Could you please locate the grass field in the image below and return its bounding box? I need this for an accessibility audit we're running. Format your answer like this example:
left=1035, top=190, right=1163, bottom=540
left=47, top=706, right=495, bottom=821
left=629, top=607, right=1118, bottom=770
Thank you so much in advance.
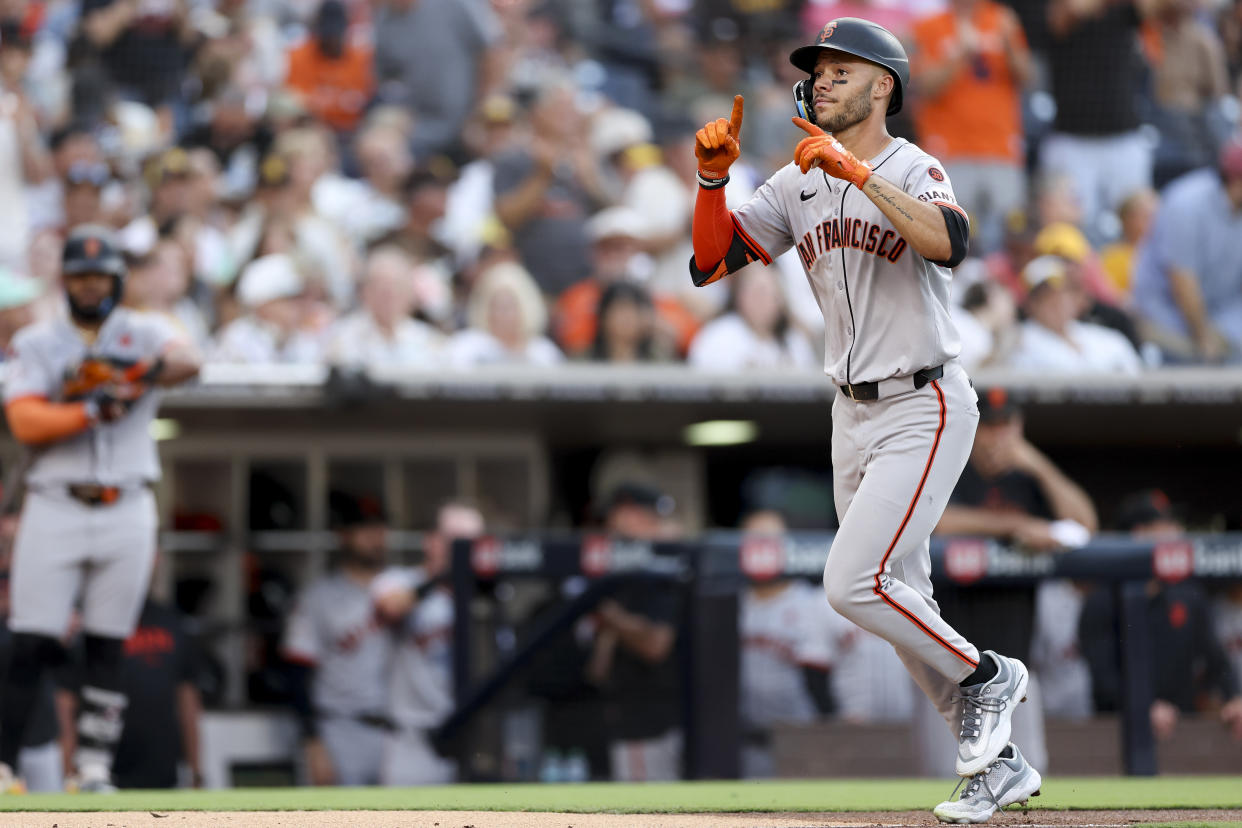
left=1, top=776, right=1240, bottom=813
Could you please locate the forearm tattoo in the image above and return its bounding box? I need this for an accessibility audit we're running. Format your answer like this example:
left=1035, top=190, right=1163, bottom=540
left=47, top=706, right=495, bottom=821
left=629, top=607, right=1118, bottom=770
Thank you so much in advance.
left=867, top=180, right=914, bottom=223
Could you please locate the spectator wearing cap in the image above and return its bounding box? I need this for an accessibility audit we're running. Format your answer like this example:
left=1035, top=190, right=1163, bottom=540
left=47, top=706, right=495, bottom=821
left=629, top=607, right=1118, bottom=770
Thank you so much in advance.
left=210, top=254, right=323, bottom=363
left=554, top=207, right=698, bottom=359
left=285, top=0, right=373, bottom=135
left=1030, top=221, right=1140, bottom=347
left=282, top=492, right=396, bottom=786
left=687, top=263, right=818, bottom=372
left=910, top=0, right=1032, bottom=254
left=372, top=0, right=501, bottom=161
left=492, top=81, right=613, bottom=298
left=929, top=387, right=1098, bottom=774
left=585, top=482, right=684, bottom=781
left=0, top=268, right=42, bottom=351
left=441, top=94, right=520, bottom=267
left=1042, top=0, right=1153, bottom=240
left=1078, top=491, right=1242, bottom=742
left=325, top=246, right=444, bottom=369
left=1007, top=255, right=1143, bottom=375
left=26, top=128, right=102, bottom=234
left=146, top=148, right=193, bottom=229
left=1132, top=135, right=1242, bottom=364
left=448, top=261, right=563, bottom=368
left=592, top=108, right=690, bottom=266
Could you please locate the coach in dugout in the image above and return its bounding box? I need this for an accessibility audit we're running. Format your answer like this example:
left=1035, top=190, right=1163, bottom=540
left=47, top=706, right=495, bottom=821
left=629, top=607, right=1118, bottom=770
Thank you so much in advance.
left=282, top=492, right=393, bottom=786
left=587, top=482, right=683, bottom=782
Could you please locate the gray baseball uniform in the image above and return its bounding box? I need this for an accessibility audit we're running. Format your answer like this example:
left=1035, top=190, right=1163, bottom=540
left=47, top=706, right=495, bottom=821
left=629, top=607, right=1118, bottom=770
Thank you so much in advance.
left=740, top=581, right=833, bottom=731
left=4, top=309, right=179, bottom=638
left=371, top=565, right=455, bottom=786
left=725, top=139, right=981, bottom=732
left=282, top=571, right=393, bottom=786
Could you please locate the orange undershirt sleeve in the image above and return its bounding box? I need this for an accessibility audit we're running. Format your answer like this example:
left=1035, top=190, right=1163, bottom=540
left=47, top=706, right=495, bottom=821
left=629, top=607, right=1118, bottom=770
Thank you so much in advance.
left=692, top=185, right=735, bottom=272
left=5, top=396, right=92, bottom=445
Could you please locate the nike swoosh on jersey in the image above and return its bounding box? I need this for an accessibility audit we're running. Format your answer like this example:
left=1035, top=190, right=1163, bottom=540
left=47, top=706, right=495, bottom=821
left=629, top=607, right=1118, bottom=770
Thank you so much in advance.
left=800, top=190, right=817, bottom=201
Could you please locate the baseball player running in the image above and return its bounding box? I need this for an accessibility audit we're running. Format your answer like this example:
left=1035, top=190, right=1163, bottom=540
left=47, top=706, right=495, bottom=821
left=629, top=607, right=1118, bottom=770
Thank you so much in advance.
left=690, top=19, right=1038, bottom=822
left=0, top=225, right=200, bottom=793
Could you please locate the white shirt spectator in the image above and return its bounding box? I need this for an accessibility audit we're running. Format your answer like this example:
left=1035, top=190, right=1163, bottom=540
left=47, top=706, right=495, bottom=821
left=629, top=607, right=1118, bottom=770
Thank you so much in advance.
left=327, top=310, right=444, bottom=368
left=211, top=316, right=324, bottom=364
left=688, top=313, right=818, bottom=372
left=1009, top=319, right=1142, bottom=375
left=313, top=175, right=405, bottom=247
left=953, top=305, right=994, bottom=373
left=447, top=328, right=562, bottom=368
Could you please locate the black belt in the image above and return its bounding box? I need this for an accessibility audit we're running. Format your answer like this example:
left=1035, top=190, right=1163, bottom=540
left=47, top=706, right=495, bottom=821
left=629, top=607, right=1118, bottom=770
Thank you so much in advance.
left=67, top=484, right=122, bottom=506
left=838, top=364, right=945, bottom=401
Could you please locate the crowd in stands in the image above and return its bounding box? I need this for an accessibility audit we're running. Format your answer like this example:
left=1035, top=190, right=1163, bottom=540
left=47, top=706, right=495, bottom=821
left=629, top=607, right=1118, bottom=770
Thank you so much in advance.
left=0, top=0, right=1239, bottom=374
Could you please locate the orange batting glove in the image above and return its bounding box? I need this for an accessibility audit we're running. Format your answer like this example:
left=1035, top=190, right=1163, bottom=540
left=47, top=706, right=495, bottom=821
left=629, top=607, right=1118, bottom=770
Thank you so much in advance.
left=792, top=116, right=872, bottom=188
left=695, top=95, right=744, bottom=183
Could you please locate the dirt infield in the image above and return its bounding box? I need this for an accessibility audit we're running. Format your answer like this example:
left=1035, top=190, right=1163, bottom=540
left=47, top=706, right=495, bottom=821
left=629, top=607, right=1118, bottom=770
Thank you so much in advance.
left=0, top=810, right=1238, bottom=828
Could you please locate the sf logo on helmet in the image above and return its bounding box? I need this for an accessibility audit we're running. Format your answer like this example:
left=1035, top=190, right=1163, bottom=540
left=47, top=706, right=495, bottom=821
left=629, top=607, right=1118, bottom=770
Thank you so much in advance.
left=819, top=21, right=837, bottom=42
left=84, top=237, right=100, bottom=257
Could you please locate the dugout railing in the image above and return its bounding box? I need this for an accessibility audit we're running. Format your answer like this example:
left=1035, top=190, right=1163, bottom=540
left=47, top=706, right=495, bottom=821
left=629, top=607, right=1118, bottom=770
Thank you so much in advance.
left=442, top=532, right=1242, bottom=779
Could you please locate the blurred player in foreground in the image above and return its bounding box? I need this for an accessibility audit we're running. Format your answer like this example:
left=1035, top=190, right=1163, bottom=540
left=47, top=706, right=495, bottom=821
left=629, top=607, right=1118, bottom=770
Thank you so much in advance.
left=0, top=225, right=200, bottom=792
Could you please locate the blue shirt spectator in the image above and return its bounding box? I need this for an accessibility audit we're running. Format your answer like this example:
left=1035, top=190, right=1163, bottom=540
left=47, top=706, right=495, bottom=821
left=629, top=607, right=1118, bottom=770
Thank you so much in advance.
left=1132, top=137, right=1242, bottom=364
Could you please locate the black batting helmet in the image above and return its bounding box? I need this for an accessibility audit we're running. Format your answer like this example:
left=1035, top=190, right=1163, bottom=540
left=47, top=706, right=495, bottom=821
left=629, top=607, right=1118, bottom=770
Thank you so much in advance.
left=790, top=17, right=910, bottom=116
left=62, top=224, right=126, bottom=322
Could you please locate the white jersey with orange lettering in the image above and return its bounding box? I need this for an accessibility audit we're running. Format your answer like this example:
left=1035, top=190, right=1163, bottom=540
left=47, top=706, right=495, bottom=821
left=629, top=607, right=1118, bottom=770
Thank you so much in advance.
left=727, top=138, right=966, bottom=385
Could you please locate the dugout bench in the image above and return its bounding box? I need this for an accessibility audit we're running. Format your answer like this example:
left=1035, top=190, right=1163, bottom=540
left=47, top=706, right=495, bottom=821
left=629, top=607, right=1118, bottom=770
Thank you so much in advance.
left=439, top=532, right=1242, bottom=779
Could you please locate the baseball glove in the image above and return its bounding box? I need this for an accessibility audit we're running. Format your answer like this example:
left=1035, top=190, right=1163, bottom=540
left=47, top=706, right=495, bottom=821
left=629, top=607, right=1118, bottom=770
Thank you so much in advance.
left=62, top=356, right=162, bottom=402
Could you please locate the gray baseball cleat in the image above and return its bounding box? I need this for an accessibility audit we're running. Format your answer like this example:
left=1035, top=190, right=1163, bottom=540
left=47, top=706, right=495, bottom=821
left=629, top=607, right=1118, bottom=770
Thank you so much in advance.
left=955, top=650, right=1029, bottom=777
left=934, top=743, right=1042, bottom=824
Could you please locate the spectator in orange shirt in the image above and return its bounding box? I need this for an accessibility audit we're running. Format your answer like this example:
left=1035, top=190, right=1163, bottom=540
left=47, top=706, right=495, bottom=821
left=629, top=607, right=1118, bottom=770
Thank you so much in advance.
left=554, top=207, right=698, bottom=359
left=911, top=0, right=1032, bottom=253
left=285, top=0, right=373, bottom=134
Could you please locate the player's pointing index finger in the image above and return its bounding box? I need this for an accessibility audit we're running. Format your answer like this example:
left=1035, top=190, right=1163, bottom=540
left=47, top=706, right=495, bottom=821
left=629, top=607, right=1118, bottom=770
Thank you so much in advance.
left=792, top=116, right=825, bottom=137
left=729, top=95, right=744, bottom=138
